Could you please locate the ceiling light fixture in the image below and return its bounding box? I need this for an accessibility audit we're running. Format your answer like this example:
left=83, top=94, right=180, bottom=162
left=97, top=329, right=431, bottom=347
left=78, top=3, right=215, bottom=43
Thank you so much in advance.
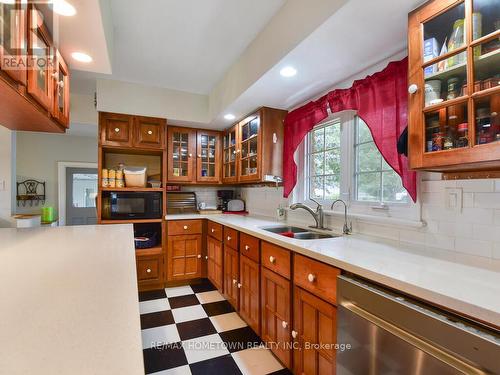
left=280, top=66, right=297, bottom=78
left=224, top=114, right=236, bottom=121
left=71, top=52, right=92, bottom=63
left=52, top=0, right=76, bottom=16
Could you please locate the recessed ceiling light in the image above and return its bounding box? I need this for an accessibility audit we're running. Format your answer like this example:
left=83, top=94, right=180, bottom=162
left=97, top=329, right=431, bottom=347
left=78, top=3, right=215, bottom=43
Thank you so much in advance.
left=224, top=114, right=236, bottom=121
left=52, top=0, right=76, bottom=16
left=71, top=52, right=92, bottom=63
left=280, top=66, right=297, bottom=78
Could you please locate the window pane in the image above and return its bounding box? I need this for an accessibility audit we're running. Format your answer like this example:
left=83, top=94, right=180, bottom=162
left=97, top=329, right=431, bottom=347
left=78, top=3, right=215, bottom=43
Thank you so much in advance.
left=310, top=176, right=324, bottom=199
left=357, top=119, right=373, bottom=144
left=325, top=124, right=340, bottom=149
left=72, top=174, right=97, bottom=208
left=357, top=143, right=381, bottom=172
left=312, top=128, right=324, bottom=152
left=382, top=171, right=409, bottom=203
left=311, top=153, right=324, bottom=176
left=324, top=175, right=340, bottom=200
left=356, top=173, right=381, bottom=201
left=325, top=149, right=340, bottom=175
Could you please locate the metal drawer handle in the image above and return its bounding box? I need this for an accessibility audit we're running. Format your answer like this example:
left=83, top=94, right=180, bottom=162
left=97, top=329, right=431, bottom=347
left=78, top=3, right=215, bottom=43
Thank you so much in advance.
left=282, top=321, right=288, bottom=329
left=245, top=245, right=249, bottom=250
left=292, top=330, right=298, bottom=339
left=114, top=127, right=120, bottom=133
left=307, top=273, right=316, bottom=283
left=183, top=225, right=188, bottom=230
left=147, top=130, right=153, bottom=135
left=269, top=256, right=275, bottom=264
left=146, top=268, right=151, bottom=273
left=227, top=236, right=232, bottom=241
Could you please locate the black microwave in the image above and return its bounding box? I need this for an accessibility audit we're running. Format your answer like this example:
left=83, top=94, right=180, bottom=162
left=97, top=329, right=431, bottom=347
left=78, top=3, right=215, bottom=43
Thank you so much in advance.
left=102, top=191, right=162, bottom=220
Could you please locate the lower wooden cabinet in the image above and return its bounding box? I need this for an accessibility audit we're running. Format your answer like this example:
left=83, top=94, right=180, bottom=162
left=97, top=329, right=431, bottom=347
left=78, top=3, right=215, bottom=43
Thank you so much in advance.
left=239, top=255, right=260, bottom=334
left=136, top=254, right=164, bottom=290
left=167, top=234, right=202, bottom=281
left=261, top=266, right=292, bottom=369
left=207, top=236, right=223, bottom=291
left=223, top=245, right=239, bottom=308
left=293, top=287, right=337, bottom=375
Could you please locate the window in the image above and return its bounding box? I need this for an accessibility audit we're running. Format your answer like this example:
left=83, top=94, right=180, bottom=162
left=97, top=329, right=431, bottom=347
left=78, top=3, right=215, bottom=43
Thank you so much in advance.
left=301, top=112, right=415, bottom=220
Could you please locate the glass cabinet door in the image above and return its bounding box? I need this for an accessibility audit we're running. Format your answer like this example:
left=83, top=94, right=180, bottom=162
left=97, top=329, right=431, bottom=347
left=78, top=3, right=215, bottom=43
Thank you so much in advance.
left=0, top=0, right=26, bottom=84
left=197, top=131, right=220, bottom=182
left=223, top=125, right=238, bottom=182
left=239, top=116, right=260, bottom=179
left=168, top=127, right=195, bottom=182
left=52, top=50, right=70, bottom=127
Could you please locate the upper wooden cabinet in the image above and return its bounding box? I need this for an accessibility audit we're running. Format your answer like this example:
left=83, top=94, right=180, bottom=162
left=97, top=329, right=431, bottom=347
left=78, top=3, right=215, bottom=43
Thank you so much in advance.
left=99, top=112, right=166, bottom=149
left=223, top=107, right=287, bottom=184
left=167, top=126, right=197, bottom=182
left=196, top=130, right=221, bottom=183
left=51, top=50, right=70, bottom=127
left=408, top=0, right=500, bottom=172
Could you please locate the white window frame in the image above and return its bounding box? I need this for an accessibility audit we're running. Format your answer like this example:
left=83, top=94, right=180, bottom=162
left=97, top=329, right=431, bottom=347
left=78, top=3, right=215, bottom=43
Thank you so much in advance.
left=292, top=110, right=421, bottom=224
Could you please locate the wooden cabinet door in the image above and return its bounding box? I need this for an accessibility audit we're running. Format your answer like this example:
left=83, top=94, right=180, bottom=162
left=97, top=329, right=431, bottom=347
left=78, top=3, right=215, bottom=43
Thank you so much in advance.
left=27, top=4, right=52, bottom=110
left=0, top=0, right=27, bottom=85
left=196, top=130, right=221, bottom=183
left=293, top=287, right=337, bottom=375
left=167, top=234, right=202, bottom=281
left=134, top=116, right=165, bottom=149
left=222, top=125, right=239, bottom=183
left=238, top=115, right=261, bottom=182
left=223, top=245, right=239, bottom=309
left=207, top=236, right=223, bottom=291
left=167, top=126, right=196, bottom=182
left=239, top=255, right=260, bottom=334
left=261, top=267, right=291, bottom=368
left=51, top=49, right=70, bottom=127
left=99, top=112, right=133, bottom=146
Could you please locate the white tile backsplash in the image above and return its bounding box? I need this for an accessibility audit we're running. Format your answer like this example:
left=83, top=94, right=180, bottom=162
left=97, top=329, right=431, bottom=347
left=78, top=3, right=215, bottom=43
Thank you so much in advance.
left=240, top=175, right=500, bottom=259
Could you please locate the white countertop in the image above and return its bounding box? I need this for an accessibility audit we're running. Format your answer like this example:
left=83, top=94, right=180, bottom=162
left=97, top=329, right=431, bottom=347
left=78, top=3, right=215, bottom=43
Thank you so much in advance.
left=0, top=225, right=144, bottom=375
left=167, top=213, right=500, bottom=328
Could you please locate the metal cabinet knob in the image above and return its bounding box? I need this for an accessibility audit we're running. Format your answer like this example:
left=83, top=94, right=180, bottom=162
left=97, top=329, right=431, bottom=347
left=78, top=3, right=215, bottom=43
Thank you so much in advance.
left=307, top=273, right=316, bottom=283
left=292, top=330, right=298, bottom=339
left=146, top=268, right=151, bottom=273
left=205, top=256, right=208, bottom=260
left=232, top=279, right=237, bottom=285
left=183, top=225, right=188, bottom=230
left=269, top=256, right=276, bottom=264
left=245, top=245, right=250, bottom=250
left=408, top=84, right=418, bottom=94
left=237, top=283, right=241, bottom=288
left=58, top=80, right=64, bottom=88
left=211, top=228, right=215, bottom=233
left=227, top=236, right=231, bottom=241
left=197, top=254, right=202, bottom=259
left=189, top=153, right=193, bottom=157
left=114, top=127, right=120, bottom=133
left=282, top=321, right=288, bottom=329
left=198, top=154, right=202, bottom=158
left=147, top=130, right=153, bottom=135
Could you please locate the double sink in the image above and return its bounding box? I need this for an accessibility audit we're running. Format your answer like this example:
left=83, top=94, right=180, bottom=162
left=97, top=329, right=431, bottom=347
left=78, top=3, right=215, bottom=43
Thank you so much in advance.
left=260, top=225, right=339, bottom=240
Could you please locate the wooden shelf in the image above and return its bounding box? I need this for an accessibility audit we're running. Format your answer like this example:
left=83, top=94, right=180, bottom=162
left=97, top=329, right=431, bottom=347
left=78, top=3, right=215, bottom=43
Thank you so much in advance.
left=100, top=187, right=163, bottom=192
left=136, top=246, right=162, bottom=256
left=100, top=218, right=163, bottom=224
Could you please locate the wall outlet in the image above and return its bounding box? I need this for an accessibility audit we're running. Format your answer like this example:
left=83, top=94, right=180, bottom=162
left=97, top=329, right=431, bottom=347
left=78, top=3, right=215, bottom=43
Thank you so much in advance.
left=445, top=187, right=463, bottom=213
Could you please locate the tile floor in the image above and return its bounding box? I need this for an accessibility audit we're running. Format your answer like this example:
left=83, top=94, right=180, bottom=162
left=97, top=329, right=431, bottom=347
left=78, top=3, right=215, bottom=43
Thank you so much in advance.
left=138, top=279, right=292, bottom=375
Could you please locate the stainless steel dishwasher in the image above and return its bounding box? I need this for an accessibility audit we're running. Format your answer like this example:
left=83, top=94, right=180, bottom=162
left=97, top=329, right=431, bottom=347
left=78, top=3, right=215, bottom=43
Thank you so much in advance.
left=336, top=276, right=500, bottom=375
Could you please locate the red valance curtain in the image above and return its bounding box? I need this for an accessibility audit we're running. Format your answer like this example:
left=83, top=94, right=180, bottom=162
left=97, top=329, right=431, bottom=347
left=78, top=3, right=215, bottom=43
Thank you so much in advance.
left=282, top=57, right=417, bottom=202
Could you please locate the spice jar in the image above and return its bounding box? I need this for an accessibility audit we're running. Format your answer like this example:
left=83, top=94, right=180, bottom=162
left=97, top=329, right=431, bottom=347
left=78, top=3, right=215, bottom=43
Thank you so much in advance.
left=108, top=169, right=116, bottom=188
left=101, top=169, right=109, bottom=188
left=116, top=170, right=125, bottom=188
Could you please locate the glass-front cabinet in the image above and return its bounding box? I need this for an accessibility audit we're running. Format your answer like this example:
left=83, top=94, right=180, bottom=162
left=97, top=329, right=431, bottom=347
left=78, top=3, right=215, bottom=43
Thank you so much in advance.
left=167, top=127, right=196, bottom=182
left=239, top=116, right=260, bottom=182
left=0, top=0, right=26, bottom=84
left=52, top=50, right=70, bottom=127
left=197, top=130, right=221, bottom=183
left=408, top=0, right=500, bottom=171
left=223, top=124, right=239, bottom=183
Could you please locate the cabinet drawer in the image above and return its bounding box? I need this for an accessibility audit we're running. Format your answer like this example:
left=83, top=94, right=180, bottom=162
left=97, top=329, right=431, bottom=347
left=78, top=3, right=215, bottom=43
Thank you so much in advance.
left=294, top=254, right=340, bottom=305
left=224, top=226, right=239, bottom=250
left=168, top=220, right=203, bottom=235
left=135, top=116, right=165, bottom=149
left=137, top=256, right=161, bottom=282
left=261, top=241, right=291, bottom=280
left=100, top=113, right=133, bottom=146
left=208, top=221, right=223, bottom=241
left=240, top=233, right=260, bottom=263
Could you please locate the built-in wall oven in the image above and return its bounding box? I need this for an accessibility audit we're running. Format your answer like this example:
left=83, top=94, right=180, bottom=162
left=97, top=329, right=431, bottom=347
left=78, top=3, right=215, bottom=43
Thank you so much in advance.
left=102, top=191, right=162, bottom=220
left=337, top=276, right=500, bottom=375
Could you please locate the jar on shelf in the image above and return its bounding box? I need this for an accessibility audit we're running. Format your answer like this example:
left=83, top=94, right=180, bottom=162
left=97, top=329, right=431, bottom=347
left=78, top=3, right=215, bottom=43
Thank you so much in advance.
left=447, top=19, right=465, bottom=67
left=456, top=123, right=469, bottom=148
left=447, top=77, right=461, bottom=100
left=432, top=131, right=444, bottom=151
left=116, top=170, right=124, bottom=188
left=101, top=169, right=109, bottom=188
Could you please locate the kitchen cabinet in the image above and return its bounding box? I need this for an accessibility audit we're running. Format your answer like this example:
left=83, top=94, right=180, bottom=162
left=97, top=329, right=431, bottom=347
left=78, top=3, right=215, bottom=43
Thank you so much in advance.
left=167, top=234, right=202, bottom=281
left=167, top=126, right=196, bottom=182
left=223, top=245, right=239, bottom=308
left=239, top=254, right=260, bottom=334
left=207, top=235, right=223, bottom=291
left=408, top=0, right=500, bottom=173
left=135, top=115, right=165, bottom=149
left=0, top=0, right=27, bottom=85
left=293, top=287, right=337, bottom=375
left=196, top=130, right=221, bottom=183
left=99, top=112, right=134, bottom=147
left=137, top=254, right=164, bottom=285
left=261, top=266, right=292, bottom=368
left=51, top=50, right=70, bottom=127
left=222, top=124, right=239, bottom=183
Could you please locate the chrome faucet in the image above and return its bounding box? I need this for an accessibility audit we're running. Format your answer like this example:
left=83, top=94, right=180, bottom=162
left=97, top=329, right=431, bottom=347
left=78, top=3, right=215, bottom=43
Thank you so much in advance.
left=331, top=199, right=352, bottom=235
left=289, top=198, right=330, bottom=230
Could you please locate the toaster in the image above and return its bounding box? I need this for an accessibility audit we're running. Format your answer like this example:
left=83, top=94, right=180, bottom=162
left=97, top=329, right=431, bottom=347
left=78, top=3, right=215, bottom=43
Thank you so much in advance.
left=226, top=199, right=245, bottom=212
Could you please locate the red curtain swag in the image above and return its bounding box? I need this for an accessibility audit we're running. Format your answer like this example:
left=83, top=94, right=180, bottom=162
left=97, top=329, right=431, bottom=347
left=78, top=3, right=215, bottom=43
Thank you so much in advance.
left=282, top=57, right=417, bottom=202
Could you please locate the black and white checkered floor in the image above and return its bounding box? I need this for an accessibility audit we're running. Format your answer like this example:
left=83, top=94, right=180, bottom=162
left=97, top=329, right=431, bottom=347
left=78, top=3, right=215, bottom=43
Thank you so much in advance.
left=139, top=279, right=292, bottom=375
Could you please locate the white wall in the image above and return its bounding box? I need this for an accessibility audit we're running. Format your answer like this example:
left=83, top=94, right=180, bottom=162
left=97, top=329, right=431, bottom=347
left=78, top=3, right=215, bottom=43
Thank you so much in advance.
left=0, top=127, right=13, bottom=227
left=15, top=132, right=97, bottom=216
left=240, top=173, right=500, bottom=260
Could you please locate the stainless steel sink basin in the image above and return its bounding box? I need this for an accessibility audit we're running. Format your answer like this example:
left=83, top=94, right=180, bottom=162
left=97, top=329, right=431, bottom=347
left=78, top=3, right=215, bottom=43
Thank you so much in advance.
left=259, top=225, right=338, bottom=240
